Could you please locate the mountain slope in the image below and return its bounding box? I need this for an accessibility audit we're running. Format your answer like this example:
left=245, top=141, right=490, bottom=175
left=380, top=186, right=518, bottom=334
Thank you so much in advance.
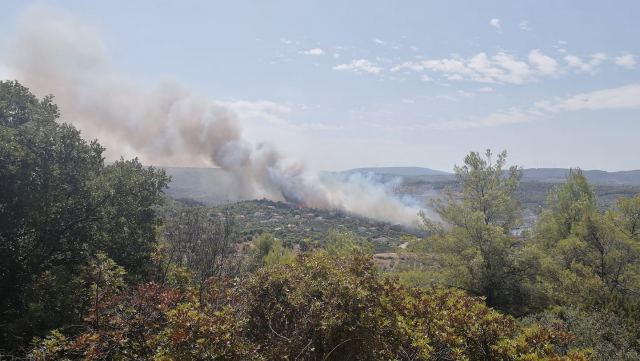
left=521, top=168, right=640, bottom=185
left=345, top=166, right=450, bottom=177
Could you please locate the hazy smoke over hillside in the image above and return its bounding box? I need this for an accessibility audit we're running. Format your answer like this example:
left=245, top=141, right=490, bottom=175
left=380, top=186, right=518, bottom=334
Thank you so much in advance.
left=6, top=5, right=424, bottom=225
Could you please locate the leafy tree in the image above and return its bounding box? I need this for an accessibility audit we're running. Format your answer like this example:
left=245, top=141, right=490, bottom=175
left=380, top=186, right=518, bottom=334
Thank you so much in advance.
left=249, top=233, right=296, bottom=268
left=532, top=172, right=640, bottom=316
left=161, top=206, right=239, bottom=301
left=418, top=150, right=528, bottom=313
left=535, top=169, right=596, bottom=246
left=0, top=80, right=169, bottom=352
left=611, top=192, right=640, bottom=240
left=28, top=248, right=588, bottom=361
left=242, top=251, right=586, bottom=360
left=325, top=229, right=373, bottom=258
left=84, top=253, right=127, bottom=329
left=524, top=307, right=640, bottom=361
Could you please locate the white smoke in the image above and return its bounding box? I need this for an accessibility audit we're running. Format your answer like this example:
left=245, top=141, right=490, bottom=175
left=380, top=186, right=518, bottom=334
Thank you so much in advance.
left=4, top=4, right=425, bottom=225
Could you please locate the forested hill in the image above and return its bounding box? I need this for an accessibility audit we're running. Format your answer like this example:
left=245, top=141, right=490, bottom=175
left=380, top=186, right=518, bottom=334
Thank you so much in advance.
left=163, top=166, right=640, bottom=210
left=343, top=166, right=640, bottom=186
left=343, top=166, right=450, bottom=177
left=520, top=168, right=640, bottom=185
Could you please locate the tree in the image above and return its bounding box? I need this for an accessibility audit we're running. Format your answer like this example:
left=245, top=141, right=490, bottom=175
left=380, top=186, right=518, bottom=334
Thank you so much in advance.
left=535, top=169, right=596, bottom=246
left=0, top=80, right=169, bottom=352
left=532, top=172, right=640, bottom=316
left=524, top=307, right=640, bottom=361
left=28, top=248, right=589, bottom=361
left=161, top=206, right=240, bottom=302
left=419, top=149, right=528, bottom=313
left=250, top=233, right=294, bottom=268
left=611, top=192, right=640, bottom=240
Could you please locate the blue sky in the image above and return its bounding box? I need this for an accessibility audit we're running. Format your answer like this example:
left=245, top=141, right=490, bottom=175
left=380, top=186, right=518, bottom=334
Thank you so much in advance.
left=1, top=0, right=639, bottom=171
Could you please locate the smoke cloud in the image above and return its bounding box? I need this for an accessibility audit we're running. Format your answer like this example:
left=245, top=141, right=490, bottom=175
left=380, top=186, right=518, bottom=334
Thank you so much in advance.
left=5, top=4, right=424, bottom=225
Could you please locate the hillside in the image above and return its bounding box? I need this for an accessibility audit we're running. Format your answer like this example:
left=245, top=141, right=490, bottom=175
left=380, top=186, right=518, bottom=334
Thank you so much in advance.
left=206, top=199, right=424, bottom=253
left=163, top=166, right=640, bottom=221
left=521, top=168, right=640, bottom=185
left=344, top=166, right=450, bottom=177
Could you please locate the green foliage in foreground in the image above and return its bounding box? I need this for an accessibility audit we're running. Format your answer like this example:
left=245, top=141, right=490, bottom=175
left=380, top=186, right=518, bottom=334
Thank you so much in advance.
left=0, top=80, right=170, bottom=352
left=410, top=152, right=640, bottom=360
left=419, top=150, right=529, bottom=313
left=1, top=81, right=638, bottom=360
left=530, top=170, right=640, bottom=317
left=29, top=251, right=589, bottom=361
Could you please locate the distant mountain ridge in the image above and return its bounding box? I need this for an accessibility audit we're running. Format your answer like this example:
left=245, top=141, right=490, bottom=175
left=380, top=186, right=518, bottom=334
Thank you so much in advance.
left=520, top=168, right=640, bottom=186
left=161, top=166, right=640, bottom=206
left=344, top=166, right=450, bottom=177
left=345, top=166, right=640, bottom=186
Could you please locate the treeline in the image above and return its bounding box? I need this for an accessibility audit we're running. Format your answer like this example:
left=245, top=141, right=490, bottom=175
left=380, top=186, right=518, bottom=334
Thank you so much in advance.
left=403, top=150, right=640, bottom=359
left=0, top=81, right=637, bottom=360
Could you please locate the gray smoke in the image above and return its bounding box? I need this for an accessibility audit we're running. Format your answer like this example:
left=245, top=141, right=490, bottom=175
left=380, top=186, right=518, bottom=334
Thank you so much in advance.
left=5, top=4, right=424, bottom=225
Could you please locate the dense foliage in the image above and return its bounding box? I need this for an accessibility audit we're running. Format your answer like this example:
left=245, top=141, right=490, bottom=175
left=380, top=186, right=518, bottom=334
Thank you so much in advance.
left=28, top=251, right=589, bottom=361
left=411, top=151, right=640, bottom=360
left=0, top=81, right=169, bottom=352
left=0, top=82, right=637, bottom=359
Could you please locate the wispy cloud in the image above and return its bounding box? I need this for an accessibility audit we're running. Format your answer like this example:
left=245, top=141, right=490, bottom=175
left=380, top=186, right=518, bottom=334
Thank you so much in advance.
left=564, top=52, right=607, bottom=73
left=489, top=18, right=501, bottom=30
left=301, top=48, right=325, bottom=56
left=539, top=83, right=640, bottom=111
left=279, top=38, right=298, bottom=45
left=333, top=59, right=383, bottom=74
left=519, top=20, right=532, bottom=31
left=528, top=49, right=559, bottom=76
left=614, top=53, right=636, bottom=69
left=420, top=74, right=432, bottom=82
left=391, top=51, right=538, bottom=84
left=391, top=61, right=426, bottom=72
left=387, top=47, right=635, bottom=85
left=437, top=83, right=640, bottom=130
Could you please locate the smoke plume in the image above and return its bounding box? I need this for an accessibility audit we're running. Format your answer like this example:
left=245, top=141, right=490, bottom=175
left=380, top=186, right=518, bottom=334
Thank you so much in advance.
left=5, top=5, right=424, bottom=225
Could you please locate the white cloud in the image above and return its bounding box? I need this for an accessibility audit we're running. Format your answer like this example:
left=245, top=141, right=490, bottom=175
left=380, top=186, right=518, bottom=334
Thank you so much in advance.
left=489, top=18, right=501, bottom=29
left=434, top=83, right=640, bottom=130
left=390, top=61, right=425, bottom=72
left=301, top=48, right=325, bottom=56
left=389, top=47, right=635, bottom=85
left=564, top=52, right=607, bottom=73
left=545, top=83, right=640, bottom=111
left=614, top=53, right=636, bottom=69
left=492, top=52, right=532, bottom=83
left=280, top=38, right=297, bottom=45
left=373, top=38, right=386, bottom=45
left=401, top=98, right=415, bottom=104
left=333, top=59, right=383, bottom=74
left=519, top=20, right=532, bottom=31
left=410, top=51, right=534, bottom=84
left=333, top=53, right=341, bottom=59
left=478, top=86, right=493, bottom=92
left=528, top=49, right=559, bottom=76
